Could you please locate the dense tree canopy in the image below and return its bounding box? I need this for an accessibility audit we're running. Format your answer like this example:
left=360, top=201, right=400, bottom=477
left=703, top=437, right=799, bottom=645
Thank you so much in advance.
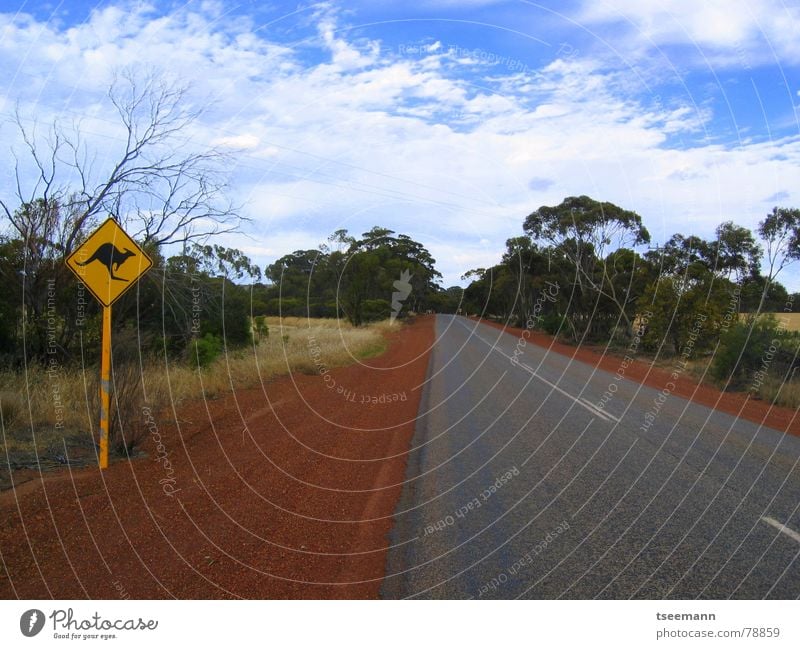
left=261, top=227, right=444, bottom=325
left=465, top=197, right=800, bottom=356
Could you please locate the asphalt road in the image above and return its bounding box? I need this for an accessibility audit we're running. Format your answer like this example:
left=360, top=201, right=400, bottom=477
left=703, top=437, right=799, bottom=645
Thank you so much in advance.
left=381, top=315, right=800, bottom=599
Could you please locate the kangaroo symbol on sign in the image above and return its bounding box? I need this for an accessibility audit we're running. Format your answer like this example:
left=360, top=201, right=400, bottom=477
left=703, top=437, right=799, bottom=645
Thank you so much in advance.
left=76, top=243, right=136, bottom=281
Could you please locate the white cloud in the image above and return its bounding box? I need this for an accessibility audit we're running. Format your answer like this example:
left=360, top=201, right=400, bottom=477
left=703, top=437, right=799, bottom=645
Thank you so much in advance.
left=211, top=134, right=260, bottom=149
left=414, top=0, right=511, bottom=7
left=578, top=0, right=800, bottom=66
left=316, top=13, right=378, bottom=70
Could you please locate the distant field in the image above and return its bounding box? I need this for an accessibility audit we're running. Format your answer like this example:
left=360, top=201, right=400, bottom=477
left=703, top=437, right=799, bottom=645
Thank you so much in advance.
left=772, top=313, right=800, bottom=331
left=741, top=313, right=800, bottom=331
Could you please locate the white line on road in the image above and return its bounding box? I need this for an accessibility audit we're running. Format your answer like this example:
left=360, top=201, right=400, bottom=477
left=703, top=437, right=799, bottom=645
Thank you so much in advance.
left=761, top=516, right=800, bottom=544
left=455, top=317, right=620, bottom=424
left=579, top=397, right=615, bottom=423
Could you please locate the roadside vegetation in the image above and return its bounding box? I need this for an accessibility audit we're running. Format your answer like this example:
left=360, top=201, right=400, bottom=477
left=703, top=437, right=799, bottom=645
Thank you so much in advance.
left=0, top=317, right=394, bottom=477
left=257, top=226, right=459, bottom=323
left=462, top=195, right=800, bottom=408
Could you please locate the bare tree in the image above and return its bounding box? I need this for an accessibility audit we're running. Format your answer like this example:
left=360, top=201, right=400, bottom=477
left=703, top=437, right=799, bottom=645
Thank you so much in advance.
left=1, top=67, right=243, bottom=256
left=0, top=67, right=244, bottom=360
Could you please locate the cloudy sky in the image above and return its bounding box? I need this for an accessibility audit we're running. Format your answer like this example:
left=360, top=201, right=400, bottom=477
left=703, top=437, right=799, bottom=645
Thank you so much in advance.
left=1, top=0, right=799, bottom=287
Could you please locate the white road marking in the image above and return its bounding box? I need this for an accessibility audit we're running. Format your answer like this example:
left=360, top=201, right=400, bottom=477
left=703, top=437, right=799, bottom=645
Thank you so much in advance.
left=456, top=318, right=621, bottom=424
left=580, top=397, right=616, bottom=423
left=761, top=517, right=800, bottom=544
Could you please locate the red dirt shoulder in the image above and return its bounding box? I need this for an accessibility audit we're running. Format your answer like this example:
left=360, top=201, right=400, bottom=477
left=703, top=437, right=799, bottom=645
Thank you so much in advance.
left=0, top=316, right=435, bottom=599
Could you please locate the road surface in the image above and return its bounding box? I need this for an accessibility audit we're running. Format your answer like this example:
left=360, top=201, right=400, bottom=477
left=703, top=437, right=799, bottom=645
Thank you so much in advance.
left=381, top=315, right=800, bottom=598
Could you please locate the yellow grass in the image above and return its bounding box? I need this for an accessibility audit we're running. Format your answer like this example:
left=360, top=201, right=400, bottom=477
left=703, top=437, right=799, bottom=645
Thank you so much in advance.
left=771, top=313, right=800, bottom=332
left=753, top=375, right=800, bottom=409
left=0, top=317, right=399, bottom=464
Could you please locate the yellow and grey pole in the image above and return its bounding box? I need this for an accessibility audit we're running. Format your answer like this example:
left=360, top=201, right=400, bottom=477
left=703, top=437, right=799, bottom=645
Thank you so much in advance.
left=99, top=305, right=111, bottom=469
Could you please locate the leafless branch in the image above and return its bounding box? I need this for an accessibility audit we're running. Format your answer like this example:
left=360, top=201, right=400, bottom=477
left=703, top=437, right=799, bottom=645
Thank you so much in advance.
left=0, top=67, right=244, bottom=255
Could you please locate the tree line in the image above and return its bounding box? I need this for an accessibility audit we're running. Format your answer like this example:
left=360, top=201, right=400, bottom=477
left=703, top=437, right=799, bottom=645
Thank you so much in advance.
left=258, top=227, right=447, bottom=325
left=462, top=195, right=800, bottom=390
left=0, top=219, right=449, bottom=370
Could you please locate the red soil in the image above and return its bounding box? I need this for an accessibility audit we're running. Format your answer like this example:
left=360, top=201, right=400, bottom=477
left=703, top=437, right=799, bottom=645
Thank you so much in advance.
left=0, top=316, right=434, bottom=599
left=470, top=316, right=800, bottom=438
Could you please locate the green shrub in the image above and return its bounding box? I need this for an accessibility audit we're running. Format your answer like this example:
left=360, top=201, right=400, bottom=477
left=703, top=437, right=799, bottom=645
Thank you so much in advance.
left=253, top=315, right=269, bottom=339
left=540, top=313, right=565, bottom=336
left=711, top=315, right=794, bottom=390
left=193, top=333, right=223, bottom=368
left=362, top=298, right=392, bottom=322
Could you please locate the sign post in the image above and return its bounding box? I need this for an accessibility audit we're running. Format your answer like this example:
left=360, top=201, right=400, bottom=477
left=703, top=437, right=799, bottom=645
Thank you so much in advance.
left=66, top=217, right=152, bottom=469
left=100, top=306, right=111, bottom=469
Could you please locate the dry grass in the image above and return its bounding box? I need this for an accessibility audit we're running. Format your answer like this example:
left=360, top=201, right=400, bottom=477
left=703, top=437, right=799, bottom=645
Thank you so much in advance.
left=632, top=337, right=800, bottom=409
left=731, top=313, right=800, bottom=406
left=186, top=317, right=393, bottom=399
left=753, top=375, right=800, bottom=408
left=0, top=317, right=399, bottom=471
left=643, top=353, right=712, bottom=383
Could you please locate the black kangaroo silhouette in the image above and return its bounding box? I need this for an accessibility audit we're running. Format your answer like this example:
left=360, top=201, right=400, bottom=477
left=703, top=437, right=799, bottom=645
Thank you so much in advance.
left=76, top=243, right=136, bottom=281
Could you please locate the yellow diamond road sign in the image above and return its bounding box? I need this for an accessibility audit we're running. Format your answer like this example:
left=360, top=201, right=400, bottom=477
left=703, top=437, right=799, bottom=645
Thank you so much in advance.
left=66, top=217, right=152, bottom=307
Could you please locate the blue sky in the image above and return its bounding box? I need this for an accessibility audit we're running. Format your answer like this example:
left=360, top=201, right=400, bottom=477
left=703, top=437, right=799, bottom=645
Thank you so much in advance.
left=1, top=0, right=799, bottom=287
